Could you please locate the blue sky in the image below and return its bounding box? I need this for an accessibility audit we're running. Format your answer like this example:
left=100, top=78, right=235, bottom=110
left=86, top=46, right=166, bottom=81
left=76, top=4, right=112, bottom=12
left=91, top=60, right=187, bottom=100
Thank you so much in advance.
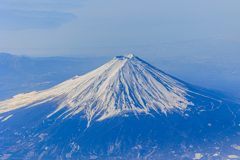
left=1, top=0, right=240, bottom=57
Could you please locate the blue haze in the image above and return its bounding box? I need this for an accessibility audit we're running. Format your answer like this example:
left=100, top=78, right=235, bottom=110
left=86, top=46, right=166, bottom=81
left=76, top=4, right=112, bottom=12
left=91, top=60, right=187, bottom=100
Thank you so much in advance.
left=0, top=10, right=77, bottom=30
left=0, top=0, right=240, bottom=53
left=0, top=0, right=240, bottom=99
left=0, top=1, right=240, bottom=159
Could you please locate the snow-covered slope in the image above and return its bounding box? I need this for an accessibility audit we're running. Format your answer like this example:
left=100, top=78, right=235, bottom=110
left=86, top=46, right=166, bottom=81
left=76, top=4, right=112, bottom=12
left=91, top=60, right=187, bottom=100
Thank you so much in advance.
left=0, top=54, right=193, bottom=126
left=0, top=54, right=239, bottom=160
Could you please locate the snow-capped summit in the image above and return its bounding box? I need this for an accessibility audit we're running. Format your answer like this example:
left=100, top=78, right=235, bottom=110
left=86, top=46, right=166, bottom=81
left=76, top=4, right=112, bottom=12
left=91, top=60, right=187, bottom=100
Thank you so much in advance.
left=0, top=54, right=239, bottom=160
left=0, top=54, right=193, bottom=126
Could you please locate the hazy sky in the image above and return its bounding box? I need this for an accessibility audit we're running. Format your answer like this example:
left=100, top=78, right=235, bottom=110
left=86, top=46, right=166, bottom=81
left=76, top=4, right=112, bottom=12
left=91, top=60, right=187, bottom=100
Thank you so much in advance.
left=1, top=0, right=240, bottom=57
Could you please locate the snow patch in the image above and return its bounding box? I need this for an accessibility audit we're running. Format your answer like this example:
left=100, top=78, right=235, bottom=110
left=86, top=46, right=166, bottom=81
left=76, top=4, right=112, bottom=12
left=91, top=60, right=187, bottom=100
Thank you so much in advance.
left=0, top=154, right=11, bottom=160
left=228, top=155, right=239, bottom=158
left=1, top=115, right=12, bottom=122
left=231, top=144, right=240, bottom=150
left=193, top=153, right=203, bottom=159
left=107, top=145, right=114, bottom=155
left=126, top=54, right=134, bottom=58
left=38, top=133, right=48, bottom=142
left=90, top=155, right=98, bottom=159
left=213, top=152, right=220, bottom=156
left=132, top=145, right=142, bottom=150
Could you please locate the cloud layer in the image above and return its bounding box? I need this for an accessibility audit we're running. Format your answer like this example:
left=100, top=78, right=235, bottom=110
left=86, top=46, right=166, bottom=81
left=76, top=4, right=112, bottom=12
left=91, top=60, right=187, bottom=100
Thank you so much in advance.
left=0, top=10, right=77, bottom=30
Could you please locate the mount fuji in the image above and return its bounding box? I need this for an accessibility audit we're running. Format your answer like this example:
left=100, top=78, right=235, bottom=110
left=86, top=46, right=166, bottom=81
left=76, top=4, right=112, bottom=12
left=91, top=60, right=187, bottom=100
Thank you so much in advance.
left=0, top=54, right=240, bottom=160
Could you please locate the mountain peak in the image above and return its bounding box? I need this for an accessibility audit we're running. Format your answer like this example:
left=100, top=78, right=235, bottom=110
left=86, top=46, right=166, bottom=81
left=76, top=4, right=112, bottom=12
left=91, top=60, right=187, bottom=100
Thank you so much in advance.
left=114, top=54, right=135, bottom=60
left=126, top=53, right=134, bottom=58
left=0, top=55, right=194, bottom=127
